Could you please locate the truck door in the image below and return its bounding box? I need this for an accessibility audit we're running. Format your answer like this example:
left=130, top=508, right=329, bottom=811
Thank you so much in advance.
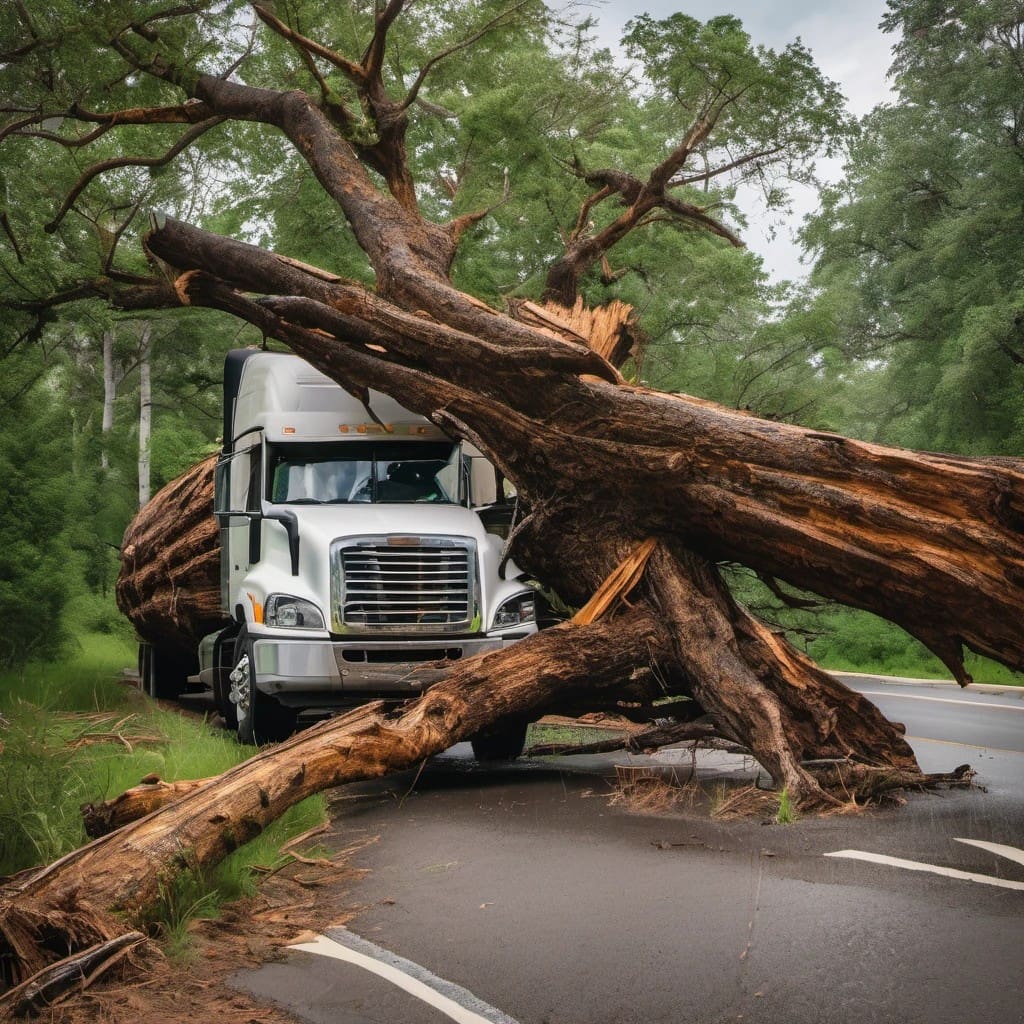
left=214, top=438, right=263, bottom=611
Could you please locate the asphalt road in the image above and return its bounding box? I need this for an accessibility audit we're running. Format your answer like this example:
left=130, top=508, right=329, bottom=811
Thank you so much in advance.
left=233, top=676, right=1024, bottom=1024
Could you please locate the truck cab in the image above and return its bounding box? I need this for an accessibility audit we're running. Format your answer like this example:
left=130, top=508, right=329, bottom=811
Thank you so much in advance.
left=199, top=350, right=538, bottom=752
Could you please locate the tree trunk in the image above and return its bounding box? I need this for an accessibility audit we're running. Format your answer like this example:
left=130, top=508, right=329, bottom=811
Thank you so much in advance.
left=100, top=328, right=115, bottom=473
left=137, top=323, right=152, bottom=509
left=116, top=454, right=226, bottom=651
left=112, top=216, right=1024, bottom=814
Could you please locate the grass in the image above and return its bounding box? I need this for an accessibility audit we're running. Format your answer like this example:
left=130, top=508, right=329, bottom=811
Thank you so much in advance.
left=775, top=787, right=797, bottom=824
left=0, top=632, right=328, bottom=956
left=525, top=720, right=630, bottom=750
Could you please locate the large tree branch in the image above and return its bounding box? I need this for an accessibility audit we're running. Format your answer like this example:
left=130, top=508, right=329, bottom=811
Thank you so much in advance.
left=0, top=606, right=669, bottom=989
left=544, top=103, right=741, bottom=304
left=145, top=216, right=619, bottom=386
left=147, top=210, right=1024, bottom=685
left=251, top=4, right=362, bottom=79
left=6, top=101, right=216, bottom=151
left=363, top=0, right=406, bottom=80
left=662, top=196, right=744, bottom=246
left=673, top=145, right=786, bottom=187
left=645, top=104, right=723, bottom=195
left=399, top=0, right=533, bottom=111
left=44, top=117, right=226, bottom=233
left=5, top=276, right=178, bottom=315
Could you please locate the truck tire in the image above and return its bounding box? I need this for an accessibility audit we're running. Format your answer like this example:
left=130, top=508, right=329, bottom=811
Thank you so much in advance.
left=214, top=666, right=239, bottom=731
left=139, top=643, right=192, bottom=701
left=211, top=632, right=240, bottom=730
left=470, top=720, right=529, bottom=761
left=232, top=633, right=298, bottom=745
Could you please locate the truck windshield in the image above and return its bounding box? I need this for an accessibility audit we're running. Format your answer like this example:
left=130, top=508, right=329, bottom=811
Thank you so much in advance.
left=268, top=442, right=462, bottom=505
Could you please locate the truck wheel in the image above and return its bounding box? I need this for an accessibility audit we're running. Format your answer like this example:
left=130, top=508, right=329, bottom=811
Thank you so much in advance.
left=139, top=643, right=190, bottom=701
left=231, top=636, right=298, bottom=745
left=471, top=721, right=529, bottom=761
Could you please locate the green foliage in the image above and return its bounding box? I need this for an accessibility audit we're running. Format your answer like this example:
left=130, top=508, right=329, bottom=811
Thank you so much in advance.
left=725, top=566, right=1024, bottom=685
left=0, top=348, right=73, bottom=667
left=775, top=788, right=797, bottom=824
left=623, top=13, right=849, bottom=181
left=799, top=0, right=1024, bottom=455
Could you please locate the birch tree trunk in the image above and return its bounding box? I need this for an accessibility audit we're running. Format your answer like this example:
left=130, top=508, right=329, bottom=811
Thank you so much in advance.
left=137, top=323, right=152, bottom=509
left=100, top=328, right=115, bottom=473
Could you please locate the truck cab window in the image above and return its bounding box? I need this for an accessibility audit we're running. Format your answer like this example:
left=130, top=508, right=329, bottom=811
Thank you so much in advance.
left=267, top=442, right=460, bottom=505
left=215, top=442, right=262, bottom=516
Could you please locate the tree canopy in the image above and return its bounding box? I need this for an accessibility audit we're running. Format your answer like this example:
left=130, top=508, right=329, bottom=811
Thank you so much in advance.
left=801, top=0, right=1024, bottom=454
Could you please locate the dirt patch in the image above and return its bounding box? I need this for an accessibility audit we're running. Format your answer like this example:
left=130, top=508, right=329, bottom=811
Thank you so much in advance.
left=23, top=832, right=371, bottom=1023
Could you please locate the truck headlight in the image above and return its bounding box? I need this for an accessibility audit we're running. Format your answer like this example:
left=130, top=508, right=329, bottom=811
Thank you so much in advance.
left=492, top=592, right=536, bottom=629
left=265, top=594, right=325, bottom=630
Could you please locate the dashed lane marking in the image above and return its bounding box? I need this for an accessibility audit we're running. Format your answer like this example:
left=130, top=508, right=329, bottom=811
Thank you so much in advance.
left=858, top=691, right=1024, bottom=712
left=289, top=929, right=521, bottom=1024
left=825, top=841, right=1024, bottom=892
left=956, top=838, right=1024, bottom=868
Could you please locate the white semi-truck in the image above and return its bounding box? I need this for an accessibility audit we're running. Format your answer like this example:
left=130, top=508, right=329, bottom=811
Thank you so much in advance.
left=152, top=349, right=540, bottom=754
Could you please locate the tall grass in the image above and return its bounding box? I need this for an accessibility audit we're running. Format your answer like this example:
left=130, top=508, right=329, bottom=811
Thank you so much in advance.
left=0, top=634, right=328, bottom=953
left=806, top=607, right=1024, bottom=685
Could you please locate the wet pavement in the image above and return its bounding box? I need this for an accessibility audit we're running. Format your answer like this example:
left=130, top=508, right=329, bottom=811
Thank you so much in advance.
left=233, top=676, right=1024, bottom=1024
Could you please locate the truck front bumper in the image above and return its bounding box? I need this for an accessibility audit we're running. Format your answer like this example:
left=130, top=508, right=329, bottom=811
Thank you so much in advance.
left=250, top=633, right=531, bottom=703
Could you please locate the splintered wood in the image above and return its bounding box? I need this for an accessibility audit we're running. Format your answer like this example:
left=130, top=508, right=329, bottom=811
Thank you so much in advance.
left=572, top=538, right=658, bottom=625
left=513, top=297, right=638, bottom=366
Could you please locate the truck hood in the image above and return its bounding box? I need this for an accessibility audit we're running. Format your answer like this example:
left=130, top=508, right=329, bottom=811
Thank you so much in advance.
left=271, top=502, right=497, bottom=551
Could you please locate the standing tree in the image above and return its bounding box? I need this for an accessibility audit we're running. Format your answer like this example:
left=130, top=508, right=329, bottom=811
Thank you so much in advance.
left=2, top=0, right=1024, bottom=990
left=800, top=0, right=1024, bottom=454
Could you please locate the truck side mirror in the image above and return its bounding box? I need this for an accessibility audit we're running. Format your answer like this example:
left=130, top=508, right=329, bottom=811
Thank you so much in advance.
left=264, top=508, right=301, bottom=576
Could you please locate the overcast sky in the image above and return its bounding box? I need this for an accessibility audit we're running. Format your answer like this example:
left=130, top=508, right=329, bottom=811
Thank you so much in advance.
left=587, top=0, right=897, bottom=281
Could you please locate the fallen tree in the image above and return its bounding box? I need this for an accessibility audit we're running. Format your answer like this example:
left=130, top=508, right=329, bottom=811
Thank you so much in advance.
left=0, top=604, right=666, bottom=993
left=3, top=0, right=1024, bottom=1001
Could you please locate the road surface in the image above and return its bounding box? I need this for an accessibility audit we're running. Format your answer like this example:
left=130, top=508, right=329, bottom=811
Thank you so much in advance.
left=233, top=675, right=1024, bottom=1024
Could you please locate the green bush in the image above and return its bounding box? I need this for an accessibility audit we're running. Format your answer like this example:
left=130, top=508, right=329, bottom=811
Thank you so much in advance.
left=723, top=568, right=1023, bottom=686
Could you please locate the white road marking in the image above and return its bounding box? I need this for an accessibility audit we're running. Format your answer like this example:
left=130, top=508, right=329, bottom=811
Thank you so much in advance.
left=825, top=845, right=1024, bottom=891
left=289, top=930, right=520, bottom=1024
left=955, top=838, right=1024, bottom=868
left=904, top=734, right=1024, bottom=755
left=858, top=691, right=1024, bottom=712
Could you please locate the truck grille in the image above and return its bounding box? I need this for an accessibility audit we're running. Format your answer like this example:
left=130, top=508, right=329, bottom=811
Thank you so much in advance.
left=331, top=536, right=476, bottom=634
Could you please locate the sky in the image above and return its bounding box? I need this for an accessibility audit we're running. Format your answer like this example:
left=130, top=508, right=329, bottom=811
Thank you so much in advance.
left=589, top=0, right=897, bottom=282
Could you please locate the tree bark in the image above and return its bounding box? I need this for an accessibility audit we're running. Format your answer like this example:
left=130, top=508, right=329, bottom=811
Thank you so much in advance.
left=81, top=777, right=211, bottom=839
left=116, top=454, right=226, bottom=651
left=8, top=5, right=1024, bottom=1005
left=134, top=218, right=1024, bottom=686
left=136, top=323, right=152, bottom=508
left=115, top=214, right=1024, bottom=815
left=8, top=4, right=1022, bottom=994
